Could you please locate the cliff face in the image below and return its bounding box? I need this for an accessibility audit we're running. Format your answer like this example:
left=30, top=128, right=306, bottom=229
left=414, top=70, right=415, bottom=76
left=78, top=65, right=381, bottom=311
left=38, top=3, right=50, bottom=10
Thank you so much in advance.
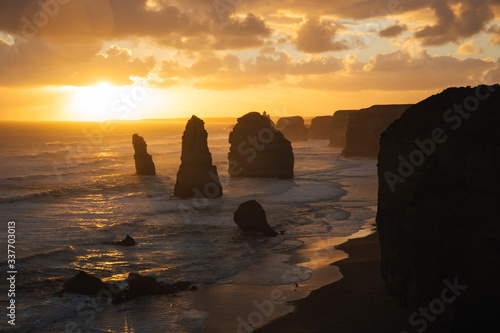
left=132, top=134, right=156, bottom=175
left=377, top=85, right=500, bottom=332
left=342, top=105, right=412, bottom=157
left=228, top=112, right=294, bottom=179
left=329, top=110, right=351, bottom=148
left=308, top=116, right=333, bottom=140
left=174, top=116, right=223, bottom=198
left=276, top=116, right=308, bottom=142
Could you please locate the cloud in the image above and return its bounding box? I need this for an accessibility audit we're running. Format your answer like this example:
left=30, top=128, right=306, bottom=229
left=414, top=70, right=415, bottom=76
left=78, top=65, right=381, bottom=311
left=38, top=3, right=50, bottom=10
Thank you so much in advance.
left=0, top=40, right=155, bottom=87
left=213, top=13, right=272, bottom=50
left=488, top=25, right=500, bottom=45
left=294, top=16, right=352, bottom=53
left=414, top=0, right=495, bottom=46
left=457, top=40, right=483, bottom=54
left=379, top=24, right=408, bottom=38
left=298, top=50, right=497, bottom=91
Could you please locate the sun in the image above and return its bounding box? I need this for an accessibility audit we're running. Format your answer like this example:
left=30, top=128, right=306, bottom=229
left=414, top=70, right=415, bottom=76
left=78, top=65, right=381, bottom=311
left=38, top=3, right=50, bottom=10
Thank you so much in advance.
left=69, top=82, right=124, bottom=121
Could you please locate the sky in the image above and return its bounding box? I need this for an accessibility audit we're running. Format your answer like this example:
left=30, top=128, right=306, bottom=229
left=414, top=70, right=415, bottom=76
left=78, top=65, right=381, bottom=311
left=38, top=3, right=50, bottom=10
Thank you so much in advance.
left=0, top=0, right=500, bottom=121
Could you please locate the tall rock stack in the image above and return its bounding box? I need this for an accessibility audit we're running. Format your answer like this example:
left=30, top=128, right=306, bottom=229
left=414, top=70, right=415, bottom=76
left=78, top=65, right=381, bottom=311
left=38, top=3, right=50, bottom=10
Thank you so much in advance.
left=329, top=110, right=351, bottom=148
left=228, top=112, right=294, bottom=179
left=377, top=85, right=500, bottom=332
left=342, top=104, right=412, bottom=157
left=276, top=116, right=308, bottom=142
left=308, top=116, right=333, bottom=140
left=132, top=134, right=156, bottom=175
left=174, top=116, right=223, bottom=199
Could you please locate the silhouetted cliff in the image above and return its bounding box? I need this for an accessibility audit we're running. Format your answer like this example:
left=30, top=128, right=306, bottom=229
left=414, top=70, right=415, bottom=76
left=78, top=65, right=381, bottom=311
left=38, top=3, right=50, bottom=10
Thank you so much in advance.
left=309, top=116, right=333, bottom=140
left=276, top=116, right=308, bottom=142
left=342, top=105, right=412, bottom=157
left=132, top=134, right=156, bottom=175
left=377, top=85, right=500, bottom=332
left=329, top=110, right=351, bottom=148
left=228, top=112, right=294, bottom=179
left=174, top=116, right=223, bottom=198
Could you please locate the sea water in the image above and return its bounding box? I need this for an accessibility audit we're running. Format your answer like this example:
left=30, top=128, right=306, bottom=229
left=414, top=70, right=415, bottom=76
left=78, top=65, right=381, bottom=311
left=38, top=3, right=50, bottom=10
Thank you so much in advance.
left=0, top=121, right=377, bottom=332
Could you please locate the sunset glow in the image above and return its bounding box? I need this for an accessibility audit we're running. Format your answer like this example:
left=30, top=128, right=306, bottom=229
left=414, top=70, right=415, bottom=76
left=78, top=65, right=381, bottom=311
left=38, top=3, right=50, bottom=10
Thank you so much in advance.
left=0, top=0, right=499, bottom=121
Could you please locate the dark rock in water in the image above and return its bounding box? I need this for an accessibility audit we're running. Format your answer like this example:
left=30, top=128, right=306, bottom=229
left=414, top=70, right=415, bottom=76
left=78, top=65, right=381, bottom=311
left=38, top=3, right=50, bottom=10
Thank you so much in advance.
left=174, top=115, right=223, bottom=199
left=228, top=112, right=294, bottom=179
left=127, top=273, right=164, bottom=296
left=234, top=200, right=278, bottom=237
left=342, top=105, right=412, bottom=157
left=309, top=116, right=333, bottom=140
left=63, top=271, right=108, bottom=295
left=132, top=134, right=156, bottom=175
left=329, top=110, right=351, bottom=148
left=276, top=116, right=308, bottom=142
left=377, top=85, right=500, bottom=332
left=113, top=273, right=193, bottom=303
left=112, top=235, right=136, bottom=246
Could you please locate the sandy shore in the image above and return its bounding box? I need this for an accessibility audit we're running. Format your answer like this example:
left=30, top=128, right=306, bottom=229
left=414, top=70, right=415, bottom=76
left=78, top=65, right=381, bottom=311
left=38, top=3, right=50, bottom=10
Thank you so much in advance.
left=187, top=157, right=413, bottom=333
left=254, top=231, right=414, bottom=333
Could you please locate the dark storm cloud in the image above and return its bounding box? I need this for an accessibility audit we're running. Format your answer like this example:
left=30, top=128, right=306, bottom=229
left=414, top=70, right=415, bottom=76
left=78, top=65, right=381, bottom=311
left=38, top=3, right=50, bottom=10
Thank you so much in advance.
left=378, top=24, right=408, bottom=38
left=415, top=0, right=495, bottom=45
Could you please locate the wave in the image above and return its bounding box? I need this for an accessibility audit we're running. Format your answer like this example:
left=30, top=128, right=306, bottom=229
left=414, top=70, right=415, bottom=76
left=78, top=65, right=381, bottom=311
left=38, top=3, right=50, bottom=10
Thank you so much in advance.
left=0, top=190, right=63, bottom=204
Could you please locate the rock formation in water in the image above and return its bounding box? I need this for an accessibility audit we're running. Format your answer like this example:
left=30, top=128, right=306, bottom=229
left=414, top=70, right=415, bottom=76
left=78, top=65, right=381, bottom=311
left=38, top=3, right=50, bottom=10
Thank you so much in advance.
left=228, top=112, right=294, bottom=179
left=112, top=235, right=136, bottom=246
left=174, top=116, right=223, bottom=199
left=234, top=200, right=278, bottom=236
left=329, top=111, right=351, bottom=148
left=132, top=134, right=156, bottom=175
left=377, top=85, right=500, bottom=332
left=63, top=271, right=109, bottom=295
left=276, top=116, right=308, bottom=142
left=63, top=271, right=193, bottom=303
left=308, top=116, right=333, bottom=140
left=342, top=105, right=412, bottom=157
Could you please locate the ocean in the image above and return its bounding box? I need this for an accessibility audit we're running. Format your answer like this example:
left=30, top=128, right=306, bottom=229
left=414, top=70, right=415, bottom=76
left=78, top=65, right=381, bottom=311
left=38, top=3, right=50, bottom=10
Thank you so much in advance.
left=0, top=120, right=377, bottom=332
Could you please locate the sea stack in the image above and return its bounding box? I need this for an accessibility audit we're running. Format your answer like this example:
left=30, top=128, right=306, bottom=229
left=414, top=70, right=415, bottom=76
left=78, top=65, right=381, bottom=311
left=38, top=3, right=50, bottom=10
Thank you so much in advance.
left=309, top=116, right=333, bottom=140
left=228, top=112, right=294, bottom=179
left=234, top=200, right=278, bottom=236
left=174, top=116, right=223, bottom=199
left=276, top=116, right=308, bottom=142
left=342, top=104, right=412, bottom=157
left=132, top=134, right=156, bottom=175
left=329, top=110, right=351, bottom=148
left=377, top=85, right=500, bottom=332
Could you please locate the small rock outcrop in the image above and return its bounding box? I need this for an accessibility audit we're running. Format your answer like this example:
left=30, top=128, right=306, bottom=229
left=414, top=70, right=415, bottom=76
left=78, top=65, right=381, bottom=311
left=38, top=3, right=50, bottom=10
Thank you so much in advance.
left=234, top=200, right=278, bottom=237
left=329, top=110, right=351, bottom=148
left=342, top=105, right=412, bottom=157
left=276, top=116, right=308, bottom=142
left=112, top=235, right=136, bottom=246
left=377, top=85, right=500, bottom=332
left=63, top=271, right=109, bottom=295
left=308, top=116, right=333, bottom=140
left=63, top=271, right=193, bottom=303
left=132, top=134, right=156, bottom=175
left=174, top=116, right=223, bottom=199
left=228, top=112, right=294, bottom=179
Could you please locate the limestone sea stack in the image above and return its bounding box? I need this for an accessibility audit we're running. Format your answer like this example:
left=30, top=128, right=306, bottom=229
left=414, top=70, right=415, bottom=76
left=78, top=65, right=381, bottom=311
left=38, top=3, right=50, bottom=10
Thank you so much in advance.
left=132, top=134, right=156, bottom=175
left=228, top=112, right=294, bottom=179
left=234, top=200, right=278, bottom=236
left=342, top=104, right=412, bottom=157
left=329, top=110, right=351, bottom=148
left=308, top=116, right=333, bottom=140
left=377, top=85, right=500, bottom=332
left=174, top=116, right=223, bottom=199
left=276, top=116, right=308, bottom=142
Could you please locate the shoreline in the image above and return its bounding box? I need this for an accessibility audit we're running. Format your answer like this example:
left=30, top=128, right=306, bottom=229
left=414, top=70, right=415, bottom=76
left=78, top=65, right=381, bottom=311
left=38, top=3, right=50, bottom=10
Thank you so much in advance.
left=254, top=230, right=414, bottom=333
left=188, top=156, right=384, bottom=333
left=186, top=222, right=378, bottom=333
